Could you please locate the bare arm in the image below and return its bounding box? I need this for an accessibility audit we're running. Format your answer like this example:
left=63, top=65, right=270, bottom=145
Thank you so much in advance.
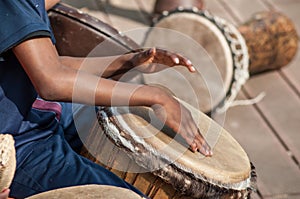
left=0, top=189, right=10, bottom=199
left=45, top=0, right=60, bottom=10
left=58, top=48, right=195, bottom=79
left=13, top=37, right=212, bottom=156
left=13, top=38, right=155, bottom=106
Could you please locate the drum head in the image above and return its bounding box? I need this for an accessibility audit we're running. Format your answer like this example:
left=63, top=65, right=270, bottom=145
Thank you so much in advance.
left=143, top=11, right=233, bottom=113
left=0, top=134, right=16, bottom=192
left=100, top=99, right=251, bottom=191
left=27, top=185, right=143, bottom=199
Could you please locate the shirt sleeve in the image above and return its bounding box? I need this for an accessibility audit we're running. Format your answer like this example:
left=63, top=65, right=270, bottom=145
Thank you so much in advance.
left=0, top=0, right=55, bottom=54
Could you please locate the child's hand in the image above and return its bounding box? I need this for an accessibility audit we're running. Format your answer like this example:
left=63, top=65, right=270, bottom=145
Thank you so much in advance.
left=125, top=48, right=196, bottom=73
left=0, top=189, right=10, bottom=199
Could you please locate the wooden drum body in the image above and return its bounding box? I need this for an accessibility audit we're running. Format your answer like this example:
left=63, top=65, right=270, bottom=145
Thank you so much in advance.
left=238, top=11, right=298, bottom=75
left=84, top=99, right=256, bottom=199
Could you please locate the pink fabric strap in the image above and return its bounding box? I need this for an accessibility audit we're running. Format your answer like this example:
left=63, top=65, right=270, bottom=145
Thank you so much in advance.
left=32, top=98, right=62, bottom=120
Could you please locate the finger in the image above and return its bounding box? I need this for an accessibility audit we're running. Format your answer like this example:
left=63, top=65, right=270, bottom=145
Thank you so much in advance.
left=178, top=56, right=195, bottom=72
left=184, top=121, right=212, bottom=156
left=195, top=129, right=213, bottom=156
left=190, top=142, right=197, bottom=152
left=179, top=128, right=199, bottom=153
left=154, top=49, right=178, bottom=66
left=175, top=54, right=195, bottom=72
left=170, top=54, right=180, bottom=65
left=132, top=48, right=156, bottom=66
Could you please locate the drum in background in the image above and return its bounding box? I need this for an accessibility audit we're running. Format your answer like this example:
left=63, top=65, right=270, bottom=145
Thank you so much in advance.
left=238, top=11, right=298, bottom=75
left=83, top=99, right=256, bottom=199
left=48, top=3, right=140, bottom=57
left=27, top=185, right=144, bottom=199
left=143, top=9, right=249, bottom=114
left=153, top=0, right=204, bottom=16
left=0, top=134, right=16, bottom=192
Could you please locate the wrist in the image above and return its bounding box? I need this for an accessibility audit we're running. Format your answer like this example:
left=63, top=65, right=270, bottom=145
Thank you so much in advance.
left=145, top=85, right=172, bottom=106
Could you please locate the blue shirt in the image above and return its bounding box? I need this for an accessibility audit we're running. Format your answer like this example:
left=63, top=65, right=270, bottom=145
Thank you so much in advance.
left=0, top=0, right=59, bottom=164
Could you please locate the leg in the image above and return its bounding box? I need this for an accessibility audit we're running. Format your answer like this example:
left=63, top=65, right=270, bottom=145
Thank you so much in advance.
left=9, top=132, right=145, bottom=198
left=58, top=102, right=97, bottom=153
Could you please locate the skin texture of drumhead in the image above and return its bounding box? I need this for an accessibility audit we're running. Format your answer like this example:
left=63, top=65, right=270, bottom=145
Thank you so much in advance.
left=0, top=134, right=16, bottom=192
left=27, top=185, right=144, bottom=199
left=144, top=12, right=233, bottom=113
left=110, top=99, right=251, bottom=187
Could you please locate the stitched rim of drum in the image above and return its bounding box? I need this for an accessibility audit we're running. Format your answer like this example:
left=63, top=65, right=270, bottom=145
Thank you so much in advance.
left=98, top=107, right=256, bottom=198
left=149, top=8, right=250, bottom=114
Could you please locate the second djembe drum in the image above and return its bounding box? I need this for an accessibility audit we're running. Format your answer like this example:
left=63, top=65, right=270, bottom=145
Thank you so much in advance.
left=238, top=11, right=298, bottom=75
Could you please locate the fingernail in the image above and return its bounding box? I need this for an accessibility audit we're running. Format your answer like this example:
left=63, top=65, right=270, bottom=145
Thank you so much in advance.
left=187, top=59, right=192, bottom=65
left=146, top=49, right=151, bottom=56
left=190, top=66, right=196, bottom=72
left=174, top=57, right=179, bottom=64
left=207, top=149, right=213, bottom=156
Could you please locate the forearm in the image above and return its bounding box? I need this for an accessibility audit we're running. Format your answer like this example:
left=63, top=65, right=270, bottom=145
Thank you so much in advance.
left=13, top=37, right=156, bottom=107
left=40, top=66, right=164, bottom=107
left=59, top=54, right=135, bottom=78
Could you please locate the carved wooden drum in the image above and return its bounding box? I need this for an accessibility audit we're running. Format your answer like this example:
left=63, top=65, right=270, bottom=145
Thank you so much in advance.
left=27, top=185, right=145, bottom=199
left=0, top=134, right=16, bottom=192
left=83, top=99, right=256, bottom=199
left=238, top=11, right=298, bottom=75
left=48, top=3, right=140, bottom=57
left=143, top=9, right=249, bottom=114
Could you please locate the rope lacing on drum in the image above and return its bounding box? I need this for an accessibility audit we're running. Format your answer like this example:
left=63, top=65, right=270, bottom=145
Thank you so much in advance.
left=151, top=8, right=261, bottom=114
left=206, top=12, right=265, bottom=113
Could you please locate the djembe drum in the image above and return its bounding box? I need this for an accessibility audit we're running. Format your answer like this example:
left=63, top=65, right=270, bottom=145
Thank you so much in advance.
left=27, top=185, right=145, bottom=199
left=83, top=98, right=256, bottom=199
left=48, top=3, right=140, bottom=57
left=0, top=134, right=16, bottom=192
left=143, top=8, right=249, bottom=114
left=143, top=8, right=298, bottom=114
left=238, top=11, right=298, bottom=75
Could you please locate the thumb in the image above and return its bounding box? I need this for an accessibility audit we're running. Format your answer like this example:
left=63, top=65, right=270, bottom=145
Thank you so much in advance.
left=134, top=47, right=156, bottom=65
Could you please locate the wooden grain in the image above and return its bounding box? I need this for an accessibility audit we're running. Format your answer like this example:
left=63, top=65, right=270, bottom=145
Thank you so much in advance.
left=214, top=92, right=300, bottom=196
left=245, top=72, right=300, bottom=160
left=261, top=0, right=300, bottom=94
left=211, top=0, right=300, bottom=197
left=205, top=0, right=238, bottom=26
